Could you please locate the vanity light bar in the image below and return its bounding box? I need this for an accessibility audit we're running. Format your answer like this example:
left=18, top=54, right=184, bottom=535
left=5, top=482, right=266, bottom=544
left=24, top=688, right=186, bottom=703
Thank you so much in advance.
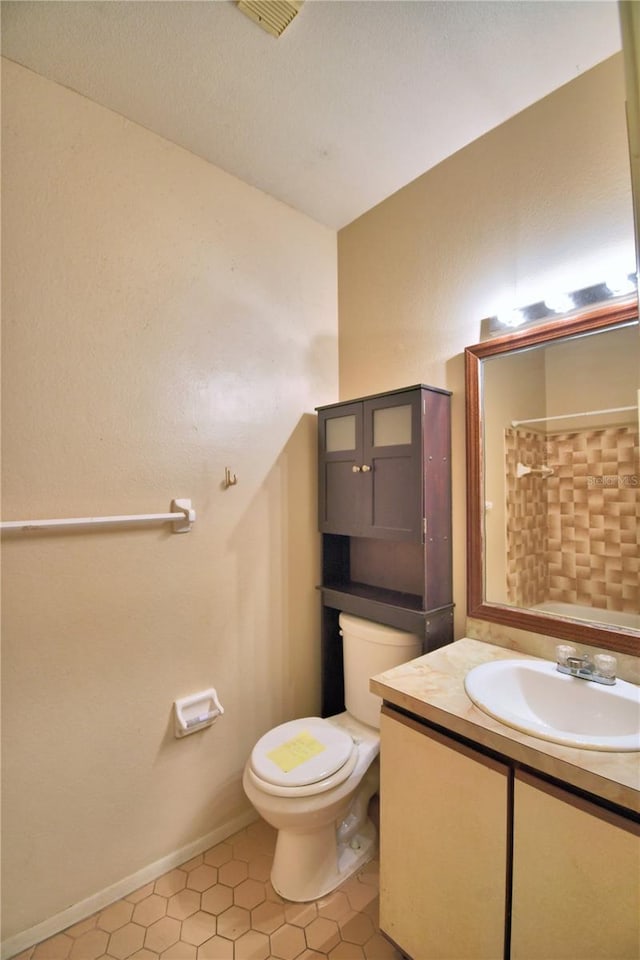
left=488, top=274, right=638, bottom=337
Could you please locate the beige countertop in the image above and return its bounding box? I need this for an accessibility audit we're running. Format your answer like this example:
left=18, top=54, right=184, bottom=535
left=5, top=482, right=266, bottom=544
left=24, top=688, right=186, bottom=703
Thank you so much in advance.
left=370, top=637, right=640, bottom=814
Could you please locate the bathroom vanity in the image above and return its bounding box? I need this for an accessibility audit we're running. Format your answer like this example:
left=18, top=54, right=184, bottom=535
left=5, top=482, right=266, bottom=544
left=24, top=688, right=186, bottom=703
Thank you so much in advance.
left=317, top=384, right=453, bottom=716
left=372, top=639, right=640, bottom=960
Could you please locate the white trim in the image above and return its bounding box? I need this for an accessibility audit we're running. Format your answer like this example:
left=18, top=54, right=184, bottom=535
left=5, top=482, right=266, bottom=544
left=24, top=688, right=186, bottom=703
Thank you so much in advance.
left=1, top=809, right=258, bottom=960
left=511, top=405, right=635, bottom=427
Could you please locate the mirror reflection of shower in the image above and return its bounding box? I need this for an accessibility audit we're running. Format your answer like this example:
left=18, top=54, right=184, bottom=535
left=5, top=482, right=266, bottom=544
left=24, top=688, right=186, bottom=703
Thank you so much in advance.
left=479, top=318, right=640, bottom=629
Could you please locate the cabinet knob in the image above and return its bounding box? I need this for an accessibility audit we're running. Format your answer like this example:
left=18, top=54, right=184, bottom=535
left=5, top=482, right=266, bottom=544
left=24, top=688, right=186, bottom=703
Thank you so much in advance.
left=352, top=465, right=361, bottom=473
left=361, top=464, right=371, bottom=473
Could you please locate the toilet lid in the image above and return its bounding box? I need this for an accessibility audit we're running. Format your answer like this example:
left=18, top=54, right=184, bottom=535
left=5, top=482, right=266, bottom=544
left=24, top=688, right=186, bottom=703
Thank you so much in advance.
left=250, top=717, right=355, bottom=788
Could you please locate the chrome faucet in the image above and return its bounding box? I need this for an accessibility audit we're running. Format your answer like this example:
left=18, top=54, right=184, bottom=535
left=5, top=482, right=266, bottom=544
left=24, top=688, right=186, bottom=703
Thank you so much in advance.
left=556, top=645, right=617, bottom=685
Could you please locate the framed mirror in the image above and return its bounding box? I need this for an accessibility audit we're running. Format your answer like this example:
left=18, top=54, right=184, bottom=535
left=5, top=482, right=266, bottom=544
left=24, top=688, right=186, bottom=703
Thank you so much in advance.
left=465, top=299, right=639, bottom=657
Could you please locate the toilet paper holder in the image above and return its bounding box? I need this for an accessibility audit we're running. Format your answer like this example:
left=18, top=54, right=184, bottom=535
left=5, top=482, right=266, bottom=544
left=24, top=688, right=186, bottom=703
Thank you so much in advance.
left=174, top=688, right=224, bottom=738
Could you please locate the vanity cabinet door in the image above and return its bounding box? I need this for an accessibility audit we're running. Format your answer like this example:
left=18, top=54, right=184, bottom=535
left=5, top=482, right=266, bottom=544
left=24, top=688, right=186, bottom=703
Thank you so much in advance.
left=511, top=771, right=640, bottom=960
left=379, top=708, right=509, bottom=960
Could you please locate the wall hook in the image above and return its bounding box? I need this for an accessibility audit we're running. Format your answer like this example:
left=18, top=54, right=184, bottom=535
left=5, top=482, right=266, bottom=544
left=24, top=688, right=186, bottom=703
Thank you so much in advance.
left=224, top=467, right=238, bottom=488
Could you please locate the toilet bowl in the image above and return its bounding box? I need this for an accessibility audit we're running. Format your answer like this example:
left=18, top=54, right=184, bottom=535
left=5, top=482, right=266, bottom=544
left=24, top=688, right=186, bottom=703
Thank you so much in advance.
left=242, top=613, right=421, bottom=902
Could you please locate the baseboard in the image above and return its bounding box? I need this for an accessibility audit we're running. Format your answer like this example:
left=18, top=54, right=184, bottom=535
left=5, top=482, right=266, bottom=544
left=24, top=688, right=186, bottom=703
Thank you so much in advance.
left=1, top=809, right=258, bottom=960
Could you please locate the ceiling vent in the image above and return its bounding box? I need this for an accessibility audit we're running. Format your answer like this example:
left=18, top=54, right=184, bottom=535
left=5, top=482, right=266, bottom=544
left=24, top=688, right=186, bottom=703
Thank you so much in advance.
left=237, top=1, right=303, bottom=38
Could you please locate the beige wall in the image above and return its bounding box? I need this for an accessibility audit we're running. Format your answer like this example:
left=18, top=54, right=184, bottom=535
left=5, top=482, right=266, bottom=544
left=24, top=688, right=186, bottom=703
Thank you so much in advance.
left=338, top=53, right=636, bottom=640
left=545, top=323, right=639, bottom=427
left=1, top=59, right=337, bottom=943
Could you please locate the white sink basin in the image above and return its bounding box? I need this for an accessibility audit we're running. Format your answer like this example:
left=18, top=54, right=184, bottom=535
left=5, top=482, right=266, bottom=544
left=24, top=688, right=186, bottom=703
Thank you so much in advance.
left=464, top=659, right=640, bottom=751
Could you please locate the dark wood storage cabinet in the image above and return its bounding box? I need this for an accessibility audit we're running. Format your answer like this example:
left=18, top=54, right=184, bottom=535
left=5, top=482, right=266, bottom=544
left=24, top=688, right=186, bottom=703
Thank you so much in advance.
left=317, top=385, right=454, bottom=715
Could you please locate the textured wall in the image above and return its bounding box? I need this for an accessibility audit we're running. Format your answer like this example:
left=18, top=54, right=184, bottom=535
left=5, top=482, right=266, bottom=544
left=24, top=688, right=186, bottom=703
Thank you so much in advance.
left=1, top=58, right=337, bottom=942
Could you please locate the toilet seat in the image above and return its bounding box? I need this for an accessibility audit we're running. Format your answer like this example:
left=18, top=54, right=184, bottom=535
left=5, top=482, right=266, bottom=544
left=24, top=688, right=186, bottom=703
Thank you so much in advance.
left=250, top=717, right=356, bottom=790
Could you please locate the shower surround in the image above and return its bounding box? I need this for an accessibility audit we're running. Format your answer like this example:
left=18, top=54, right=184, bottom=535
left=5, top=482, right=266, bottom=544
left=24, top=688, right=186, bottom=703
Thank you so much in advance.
left=505, top=425, right=639, bottom=616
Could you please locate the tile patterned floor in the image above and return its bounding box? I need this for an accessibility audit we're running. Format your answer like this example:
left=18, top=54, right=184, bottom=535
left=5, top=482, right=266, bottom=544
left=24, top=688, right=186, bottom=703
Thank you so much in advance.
left=14, top=819, right=403, bottom=960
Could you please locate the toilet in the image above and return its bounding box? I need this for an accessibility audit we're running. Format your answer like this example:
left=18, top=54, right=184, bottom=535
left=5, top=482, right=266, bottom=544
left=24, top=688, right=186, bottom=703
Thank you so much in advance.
left=242, top=612, right=421, bottom=902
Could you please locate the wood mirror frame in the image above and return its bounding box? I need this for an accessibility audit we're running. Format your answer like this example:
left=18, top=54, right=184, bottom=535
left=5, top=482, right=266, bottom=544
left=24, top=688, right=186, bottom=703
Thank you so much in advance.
left=465, top=298, right=639, bottom=657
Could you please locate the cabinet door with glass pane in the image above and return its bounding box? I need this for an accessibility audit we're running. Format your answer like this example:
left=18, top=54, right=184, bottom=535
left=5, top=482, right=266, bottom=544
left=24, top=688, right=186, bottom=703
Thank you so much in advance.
left=318, top=388, right=422, bottom=540
left=362, top=390, right=422, bottom=540
left=318, top=401, right=365, bottom=534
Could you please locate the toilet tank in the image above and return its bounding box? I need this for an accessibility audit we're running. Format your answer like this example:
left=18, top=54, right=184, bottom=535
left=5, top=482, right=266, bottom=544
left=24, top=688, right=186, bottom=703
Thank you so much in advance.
left=338, top=612, right=422, bottom=729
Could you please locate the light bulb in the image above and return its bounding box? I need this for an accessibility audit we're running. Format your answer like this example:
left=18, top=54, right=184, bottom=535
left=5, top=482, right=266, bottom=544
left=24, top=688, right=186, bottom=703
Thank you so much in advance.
left=498, top=308, right=526, bottom=329
left=604, top=273, right=636, bottom=297
left=544, top=292, right=574, bottom=313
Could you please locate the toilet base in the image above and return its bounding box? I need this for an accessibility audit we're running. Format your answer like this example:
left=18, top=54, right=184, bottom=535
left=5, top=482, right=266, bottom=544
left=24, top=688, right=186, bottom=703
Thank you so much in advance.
left=270, top=816, right=377, bottom=903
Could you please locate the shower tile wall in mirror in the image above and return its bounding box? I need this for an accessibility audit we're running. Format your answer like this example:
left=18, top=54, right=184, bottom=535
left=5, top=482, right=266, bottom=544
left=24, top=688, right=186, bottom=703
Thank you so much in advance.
left=504, top=424, right=638, bottom=625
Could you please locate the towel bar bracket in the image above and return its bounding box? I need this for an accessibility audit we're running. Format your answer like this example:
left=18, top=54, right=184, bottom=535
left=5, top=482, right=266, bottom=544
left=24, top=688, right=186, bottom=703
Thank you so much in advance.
left=171, top=499, right=196, bottom=533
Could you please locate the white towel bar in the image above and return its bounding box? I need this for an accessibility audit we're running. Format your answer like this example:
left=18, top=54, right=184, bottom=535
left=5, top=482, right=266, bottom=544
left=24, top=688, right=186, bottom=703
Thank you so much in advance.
left=0, top=498, right=195, bottom=534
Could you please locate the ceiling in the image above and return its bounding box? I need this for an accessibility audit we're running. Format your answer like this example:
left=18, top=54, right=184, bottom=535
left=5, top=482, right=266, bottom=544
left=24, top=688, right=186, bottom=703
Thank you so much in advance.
left=0, top=0, right=622, bottom=229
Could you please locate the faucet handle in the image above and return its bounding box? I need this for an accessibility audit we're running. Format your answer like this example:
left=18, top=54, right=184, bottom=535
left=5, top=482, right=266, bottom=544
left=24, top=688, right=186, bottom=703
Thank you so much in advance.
left=594, top=654, right=617, bottom=680
left=556, top=644, right=576, bottom=666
